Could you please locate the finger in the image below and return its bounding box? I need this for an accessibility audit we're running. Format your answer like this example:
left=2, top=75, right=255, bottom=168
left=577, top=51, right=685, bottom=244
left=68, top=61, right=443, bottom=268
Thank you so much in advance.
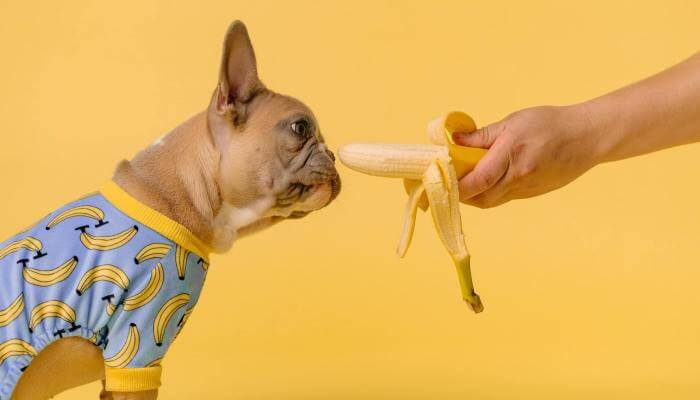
left=452, top=122, right=502, bottom=148
left=465, top=172, right=513, bottom=209
left=458, top=140, right=510, bottom=201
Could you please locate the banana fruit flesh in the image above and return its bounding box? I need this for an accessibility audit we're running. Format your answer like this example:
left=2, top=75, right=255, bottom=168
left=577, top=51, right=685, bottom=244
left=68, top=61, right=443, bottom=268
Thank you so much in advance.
left=336, top=143, right=449, bottom=179
left=338, top=111, right=486, bottom=312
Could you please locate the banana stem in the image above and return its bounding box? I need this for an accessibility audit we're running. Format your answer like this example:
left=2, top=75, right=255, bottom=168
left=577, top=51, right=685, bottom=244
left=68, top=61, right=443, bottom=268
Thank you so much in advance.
left=455, top=256, right=484, bottom=313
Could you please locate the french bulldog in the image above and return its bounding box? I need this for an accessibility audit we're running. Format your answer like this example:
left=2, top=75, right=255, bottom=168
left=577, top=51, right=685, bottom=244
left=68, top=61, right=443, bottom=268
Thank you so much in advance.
left=8, top=20, right=340, bottom=400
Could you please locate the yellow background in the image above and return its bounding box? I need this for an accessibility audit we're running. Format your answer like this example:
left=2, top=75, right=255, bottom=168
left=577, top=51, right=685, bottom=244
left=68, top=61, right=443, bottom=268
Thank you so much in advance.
left=1, top=1, right=699, bottom=399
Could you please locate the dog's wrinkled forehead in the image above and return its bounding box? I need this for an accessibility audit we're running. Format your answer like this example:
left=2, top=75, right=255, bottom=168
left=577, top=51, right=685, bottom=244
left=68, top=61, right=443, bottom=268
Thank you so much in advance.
left=248, top=92, right=323, bottom=139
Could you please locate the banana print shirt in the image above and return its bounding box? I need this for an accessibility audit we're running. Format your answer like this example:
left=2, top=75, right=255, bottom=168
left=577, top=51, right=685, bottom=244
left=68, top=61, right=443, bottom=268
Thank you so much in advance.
left=0, top=181, right=211, bottom=398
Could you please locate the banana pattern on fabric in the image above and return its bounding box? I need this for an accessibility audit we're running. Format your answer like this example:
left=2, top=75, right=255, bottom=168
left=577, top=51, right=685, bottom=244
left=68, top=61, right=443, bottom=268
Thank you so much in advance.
left=339, top=112, right=486, bottom=312
left=0, top=182, right=210, bottom=399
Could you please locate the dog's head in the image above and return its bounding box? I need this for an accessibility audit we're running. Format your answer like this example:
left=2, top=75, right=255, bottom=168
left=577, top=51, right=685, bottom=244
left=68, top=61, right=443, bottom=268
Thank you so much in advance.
left=207, top=21, right=340, bottom=238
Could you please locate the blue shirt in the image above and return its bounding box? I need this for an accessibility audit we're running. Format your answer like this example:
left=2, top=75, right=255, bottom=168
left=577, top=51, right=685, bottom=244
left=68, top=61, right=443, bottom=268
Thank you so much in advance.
left=0, top=181, right=211, bottom=397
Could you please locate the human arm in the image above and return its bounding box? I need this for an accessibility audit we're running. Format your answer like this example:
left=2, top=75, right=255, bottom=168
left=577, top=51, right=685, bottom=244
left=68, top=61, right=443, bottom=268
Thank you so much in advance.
left=456, top=52, right=700, bottom=207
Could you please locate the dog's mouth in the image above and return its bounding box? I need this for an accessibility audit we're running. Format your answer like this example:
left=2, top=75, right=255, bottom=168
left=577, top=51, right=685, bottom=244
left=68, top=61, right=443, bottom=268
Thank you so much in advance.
left=287, top=181, right=338, bottom=220
left=288, top=210, right=310, bottom=219
left=277, top=172, right=340, bottom=219
left=279, top=173, right=340, bottom=207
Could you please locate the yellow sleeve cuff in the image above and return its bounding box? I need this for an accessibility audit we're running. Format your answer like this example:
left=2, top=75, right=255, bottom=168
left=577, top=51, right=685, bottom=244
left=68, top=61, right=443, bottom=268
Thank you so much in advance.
left=105, top=366, right=162, bottom=392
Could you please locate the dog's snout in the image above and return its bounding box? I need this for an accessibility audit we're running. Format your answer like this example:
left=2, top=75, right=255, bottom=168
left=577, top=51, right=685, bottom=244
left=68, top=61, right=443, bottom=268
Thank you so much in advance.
left=295, top=145, right=341, bottom=191
left=307, top=149, right=337, bottom=176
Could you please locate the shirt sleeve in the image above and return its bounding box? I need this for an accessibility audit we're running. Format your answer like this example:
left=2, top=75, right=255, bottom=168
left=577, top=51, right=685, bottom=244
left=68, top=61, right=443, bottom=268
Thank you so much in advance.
left=102, top=316, right=166, bottom=391
left=102, top=246, right=200, bottom=392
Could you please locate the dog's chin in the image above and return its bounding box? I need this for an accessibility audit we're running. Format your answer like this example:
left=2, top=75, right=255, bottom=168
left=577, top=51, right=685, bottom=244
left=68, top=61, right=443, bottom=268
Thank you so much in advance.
left=315, top=175, right=341, bottom=207
left=304, top=182, right=334, bottom=209
left=287, top=178, right=340, bottom=219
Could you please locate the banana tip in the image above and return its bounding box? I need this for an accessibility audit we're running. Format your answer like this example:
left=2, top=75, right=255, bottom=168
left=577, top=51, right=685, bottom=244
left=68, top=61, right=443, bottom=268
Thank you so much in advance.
left=395, top=247, right=407, bottom=258
left=465, top=294, right=484, bottom=313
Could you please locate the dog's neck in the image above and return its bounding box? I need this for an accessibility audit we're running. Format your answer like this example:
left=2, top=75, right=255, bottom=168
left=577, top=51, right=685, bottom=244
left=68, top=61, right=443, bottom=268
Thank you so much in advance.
left=112, top=112, right=262, bottom=253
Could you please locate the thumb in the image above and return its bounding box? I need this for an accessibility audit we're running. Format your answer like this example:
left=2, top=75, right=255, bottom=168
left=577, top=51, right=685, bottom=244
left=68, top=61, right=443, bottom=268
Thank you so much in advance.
left=453, top=122, right=501, bottom=149
left=458, top=140, right=509, bottom=200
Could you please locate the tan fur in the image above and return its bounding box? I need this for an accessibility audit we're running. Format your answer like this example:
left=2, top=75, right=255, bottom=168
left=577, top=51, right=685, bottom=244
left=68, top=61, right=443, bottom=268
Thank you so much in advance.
left=12, top=338, right=105, bottom=399
left=114, top=111, right=221, bottom=246
left=11, top=21, right=339, bottom=400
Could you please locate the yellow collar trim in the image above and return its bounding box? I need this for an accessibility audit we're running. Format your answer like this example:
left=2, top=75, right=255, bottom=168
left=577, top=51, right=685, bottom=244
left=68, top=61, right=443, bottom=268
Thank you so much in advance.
left=99, top=181, right=213, bottom=260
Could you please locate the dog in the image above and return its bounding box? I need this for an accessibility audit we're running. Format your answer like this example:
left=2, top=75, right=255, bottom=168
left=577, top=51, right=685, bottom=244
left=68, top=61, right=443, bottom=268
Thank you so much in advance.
left=1, top=20, right=340, bottom=400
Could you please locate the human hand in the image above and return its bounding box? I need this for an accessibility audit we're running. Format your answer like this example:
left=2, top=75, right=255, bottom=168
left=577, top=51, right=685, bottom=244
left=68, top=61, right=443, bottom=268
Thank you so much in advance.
left=455, top=105, right=601, bottom=208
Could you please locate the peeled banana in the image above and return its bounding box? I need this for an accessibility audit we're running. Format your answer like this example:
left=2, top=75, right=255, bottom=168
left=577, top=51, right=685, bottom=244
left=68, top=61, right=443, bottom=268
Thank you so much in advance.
left=338, top=111, right=486, bottom=312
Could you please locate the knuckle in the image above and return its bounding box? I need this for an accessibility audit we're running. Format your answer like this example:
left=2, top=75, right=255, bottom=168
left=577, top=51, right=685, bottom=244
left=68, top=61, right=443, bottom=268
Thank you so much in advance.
left=506, top=109, right=529, bottom=124
left=519, top=163, right=537, bottom=177
left=475, top=172, right=496, bottom=189
left=507, top=107, right=545, bottom=127
left=511, top=141, right=527, bottom=157
left=479, top=125, right=492, bottom=143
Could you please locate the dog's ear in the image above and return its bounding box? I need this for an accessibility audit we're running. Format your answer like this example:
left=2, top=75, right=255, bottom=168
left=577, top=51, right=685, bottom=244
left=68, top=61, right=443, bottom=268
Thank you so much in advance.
left=215, top=20, right=263, bottom=123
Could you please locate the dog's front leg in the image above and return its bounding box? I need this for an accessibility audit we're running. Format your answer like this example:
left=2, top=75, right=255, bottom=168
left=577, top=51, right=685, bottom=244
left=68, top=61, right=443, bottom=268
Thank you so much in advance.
left=100, top=381, right=158, bottom=400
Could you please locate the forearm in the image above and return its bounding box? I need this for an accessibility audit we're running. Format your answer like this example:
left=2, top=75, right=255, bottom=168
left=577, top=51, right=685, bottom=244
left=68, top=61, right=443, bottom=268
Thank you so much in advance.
left=580, top=52, right=700, bottom=163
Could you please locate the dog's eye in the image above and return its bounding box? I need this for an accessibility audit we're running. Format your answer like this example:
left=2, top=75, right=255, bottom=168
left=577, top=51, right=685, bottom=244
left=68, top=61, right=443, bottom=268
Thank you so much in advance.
left=291, top=120, right=309, bottom=136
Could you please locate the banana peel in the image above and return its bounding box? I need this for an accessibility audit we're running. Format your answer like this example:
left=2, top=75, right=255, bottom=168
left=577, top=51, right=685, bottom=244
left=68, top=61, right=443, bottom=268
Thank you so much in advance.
left=338, top=111, right=487, bottom=312
left=403, top=111, right=486, bottom=209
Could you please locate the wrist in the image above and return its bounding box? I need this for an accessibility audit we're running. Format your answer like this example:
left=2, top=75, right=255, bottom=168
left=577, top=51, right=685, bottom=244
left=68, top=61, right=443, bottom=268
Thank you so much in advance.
left=567, top=99, right=617, bottom=165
